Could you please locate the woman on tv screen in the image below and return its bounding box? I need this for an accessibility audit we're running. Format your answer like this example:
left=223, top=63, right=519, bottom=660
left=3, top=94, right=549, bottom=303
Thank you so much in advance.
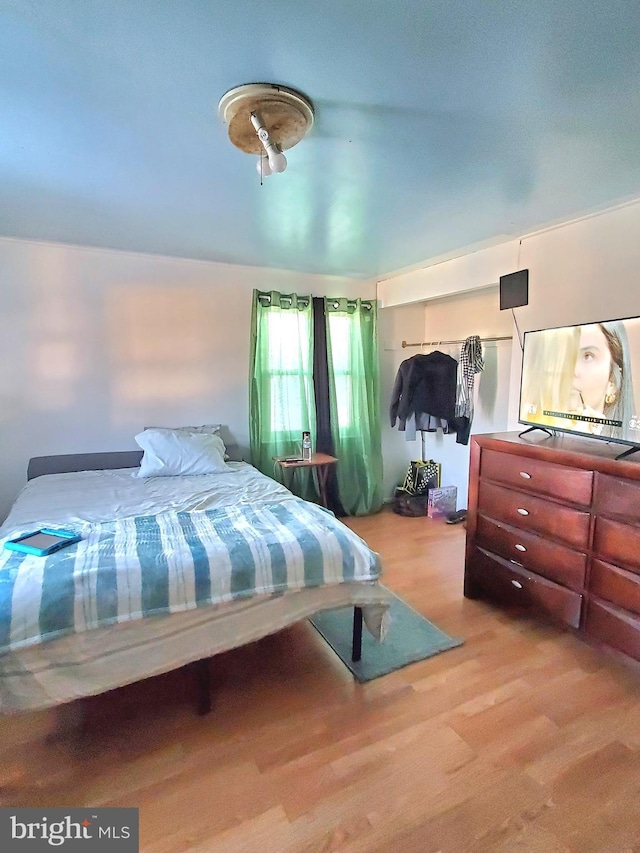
left=570, top=322, right=634, bottom=437
left=520, top=318, right=639, bottom=443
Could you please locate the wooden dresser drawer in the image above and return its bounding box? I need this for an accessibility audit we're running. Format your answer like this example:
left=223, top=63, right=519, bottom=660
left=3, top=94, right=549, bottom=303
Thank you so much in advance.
left=480, top=448, right=593, bottom=506
left=589, top=559, right=640, bottom=618
left=466, top=433, right=640, bottom=666
left=585, top=598, right=640, bottom=662
left=478, top=481, right=591, bottom=550
left=594, top=473, right=640, bottom=522
left=593, top=517, right=640, bottom=573
left=476, top=514, right=587, bottom=590
left=466, top=546, right=583, bottom=629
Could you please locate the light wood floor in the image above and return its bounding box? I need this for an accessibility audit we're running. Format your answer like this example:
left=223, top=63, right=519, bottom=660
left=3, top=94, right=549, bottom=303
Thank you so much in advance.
left=2, top=509, right=640, bottom=852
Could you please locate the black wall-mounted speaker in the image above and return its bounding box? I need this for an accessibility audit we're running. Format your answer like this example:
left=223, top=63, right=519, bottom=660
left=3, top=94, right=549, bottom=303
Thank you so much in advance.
left=499, top=268, right=529, bottom=310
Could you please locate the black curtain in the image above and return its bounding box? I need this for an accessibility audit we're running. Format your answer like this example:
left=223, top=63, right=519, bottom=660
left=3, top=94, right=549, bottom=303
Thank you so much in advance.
left=312, top=297, right=345, bottom=516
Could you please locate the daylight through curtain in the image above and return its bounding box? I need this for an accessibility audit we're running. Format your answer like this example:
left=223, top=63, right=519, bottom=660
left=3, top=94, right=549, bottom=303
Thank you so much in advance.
left=249, top=290, right=316, bottom=499
left=325, top=298, right=383, bottom=515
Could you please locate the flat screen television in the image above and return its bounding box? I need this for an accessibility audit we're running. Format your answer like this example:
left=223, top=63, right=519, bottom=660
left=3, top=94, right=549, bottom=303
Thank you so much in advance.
left=518, top=315, right=640, bottom=458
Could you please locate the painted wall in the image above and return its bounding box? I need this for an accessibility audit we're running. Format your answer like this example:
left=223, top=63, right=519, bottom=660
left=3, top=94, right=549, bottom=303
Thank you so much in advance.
left=507, top=200, right=640, bottom=427
left=4, top=198, right=638, bottom=524
left=378, top=198, right=640, bottom=508
left=377, top=240, right=519, bottom=307
left=0, top=237, right=374, bottom=522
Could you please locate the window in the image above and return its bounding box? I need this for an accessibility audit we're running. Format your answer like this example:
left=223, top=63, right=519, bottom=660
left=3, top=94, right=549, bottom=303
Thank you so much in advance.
left=266, top=309, right=313, bottom=435
left=250, top=290, right=381, bottom=514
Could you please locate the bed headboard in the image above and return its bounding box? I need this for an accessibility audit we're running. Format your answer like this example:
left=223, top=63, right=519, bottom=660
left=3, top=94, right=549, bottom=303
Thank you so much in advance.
left=27, top=433, right=244, bottom=480
left=27, top=451, right=144, bottom=480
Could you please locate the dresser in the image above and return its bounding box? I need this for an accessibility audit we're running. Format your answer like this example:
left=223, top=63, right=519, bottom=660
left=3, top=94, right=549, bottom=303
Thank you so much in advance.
left=464, top=431, right=640, bottom=664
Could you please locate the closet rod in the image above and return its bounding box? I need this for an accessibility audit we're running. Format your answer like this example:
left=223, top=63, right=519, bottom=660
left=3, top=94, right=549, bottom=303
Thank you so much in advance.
left=401, top=334, right=513, bottom=349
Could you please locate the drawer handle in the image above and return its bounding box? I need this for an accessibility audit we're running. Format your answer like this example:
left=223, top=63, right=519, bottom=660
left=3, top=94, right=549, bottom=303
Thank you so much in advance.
left=519, top=472, right=532, bottom=479
left=517, top=508, right=529, bottom=516
left=515, top=543, right=527, bottom=552
left=511, top=580, right=523, bottom=589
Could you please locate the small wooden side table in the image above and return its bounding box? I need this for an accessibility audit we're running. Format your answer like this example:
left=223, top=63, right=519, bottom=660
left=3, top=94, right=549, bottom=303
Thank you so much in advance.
left=274, top=453, right=338, bottom=508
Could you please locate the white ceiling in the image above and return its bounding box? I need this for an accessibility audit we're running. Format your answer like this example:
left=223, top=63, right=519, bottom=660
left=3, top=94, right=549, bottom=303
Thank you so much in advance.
left=2, top=0, right=640, bottom=279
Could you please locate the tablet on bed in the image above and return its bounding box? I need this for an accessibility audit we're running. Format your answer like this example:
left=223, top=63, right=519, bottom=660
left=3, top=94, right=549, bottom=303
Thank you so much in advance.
left=4, top=528, right=81, bottom=556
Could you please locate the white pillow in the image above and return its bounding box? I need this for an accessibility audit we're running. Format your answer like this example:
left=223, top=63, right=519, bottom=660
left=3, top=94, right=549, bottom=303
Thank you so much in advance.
left=134, top=429, right=230, bottom=478
left=144, top=424, right=228, bottom=459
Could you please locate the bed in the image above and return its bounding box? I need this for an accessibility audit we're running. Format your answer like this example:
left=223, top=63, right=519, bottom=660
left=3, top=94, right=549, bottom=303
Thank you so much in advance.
left=0, top=433, right=389, bottom=715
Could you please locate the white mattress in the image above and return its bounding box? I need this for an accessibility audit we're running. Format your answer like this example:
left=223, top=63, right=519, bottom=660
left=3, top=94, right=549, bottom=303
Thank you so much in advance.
left=0, top=462, right=292, bottom=532
left=0, top=464, right=389, bottom=713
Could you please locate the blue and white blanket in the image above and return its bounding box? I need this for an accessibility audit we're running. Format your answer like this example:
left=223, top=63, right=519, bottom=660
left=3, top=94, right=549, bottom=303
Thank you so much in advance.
left=0, top=499, right=381, bottom=655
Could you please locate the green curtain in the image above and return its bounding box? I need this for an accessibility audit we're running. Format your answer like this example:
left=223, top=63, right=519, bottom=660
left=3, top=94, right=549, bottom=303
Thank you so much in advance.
left=325, top=298, right=383, bottom=515
left=249, top=290, right=316, bottom=500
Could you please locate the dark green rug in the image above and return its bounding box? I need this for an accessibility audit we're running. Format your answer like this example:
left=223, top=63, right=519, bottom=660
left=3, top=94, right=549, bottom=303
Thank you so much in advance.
left=309, top=588, right=463, bottom=682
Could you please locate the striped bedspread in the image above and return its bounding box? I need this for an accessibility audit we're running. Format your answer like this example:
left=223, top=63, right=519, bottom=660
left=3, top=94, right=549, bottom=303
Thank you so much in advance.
left=0, top=499, right=381, bottom=656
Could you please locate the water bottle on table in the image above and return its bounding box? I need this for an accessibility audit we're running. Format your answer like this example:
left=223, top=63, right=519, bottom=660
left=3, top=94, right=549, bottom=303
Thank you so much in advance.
left=302, top=431, right=312, bottom=461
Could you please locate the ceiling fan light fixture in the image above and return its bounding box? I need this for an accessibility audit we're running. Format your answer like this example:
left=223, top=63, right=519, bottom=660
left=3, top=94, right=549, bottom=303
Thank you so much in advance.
left=269, top=148, right=287, bottom=173
left=218, top=83, right=314, bottom=179
left=256, top=154, right=272, bottom=177
left=250, top=111, right=288, bottom=174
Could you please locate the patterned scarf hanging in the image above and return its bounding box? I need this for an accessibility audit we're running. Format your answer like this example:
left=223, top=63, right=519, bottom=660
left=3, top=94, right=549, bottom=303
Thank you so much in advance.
left=455, top=336, right=485, bottom=418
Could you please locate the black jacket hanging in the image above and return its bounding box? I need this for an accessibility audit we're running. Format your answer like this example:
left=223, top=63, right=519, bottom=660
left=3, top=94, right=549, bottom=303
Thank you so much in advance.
left=390, top=352, right=458, bottom=430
